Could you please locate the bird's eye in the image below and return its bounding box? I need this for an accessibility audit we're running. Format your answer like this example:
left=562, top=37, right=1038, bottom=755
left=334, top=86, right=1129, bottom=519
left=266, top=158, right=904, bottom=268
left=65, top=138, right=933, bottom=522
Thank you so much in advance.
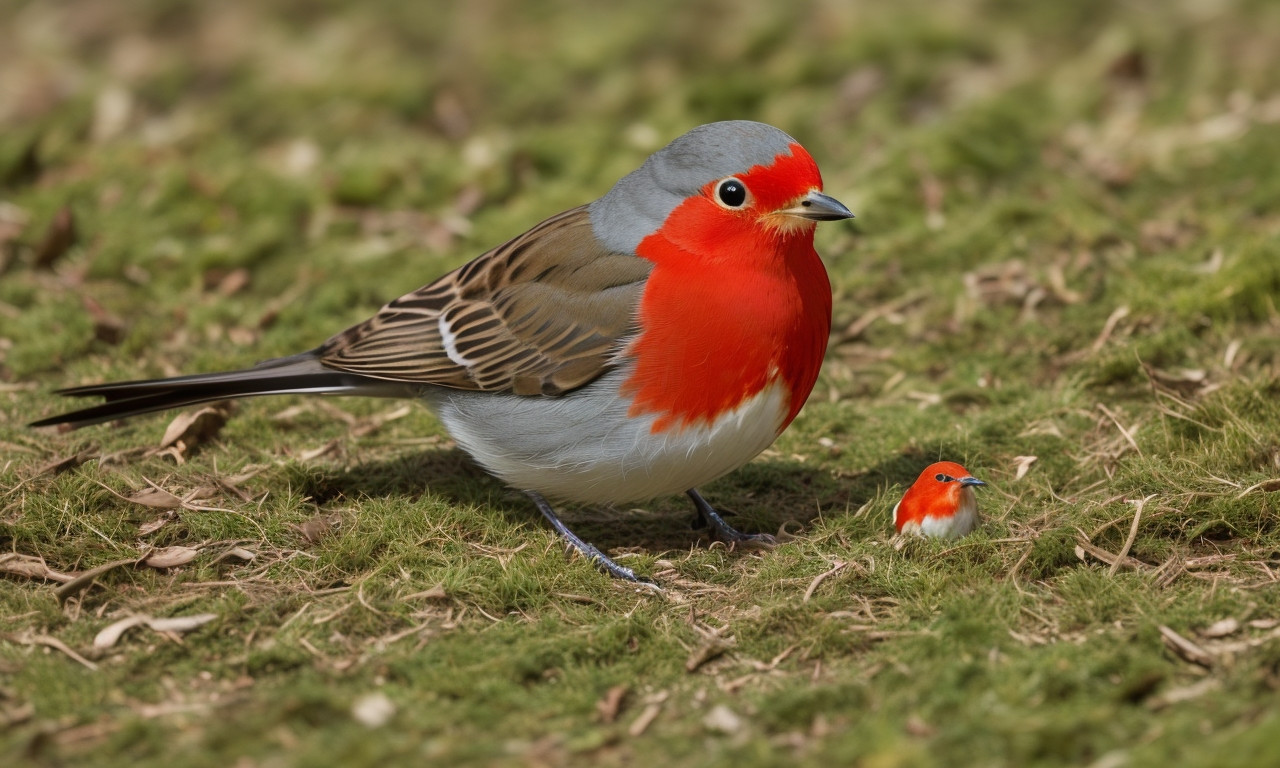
left=935, top=473, right=955, bottom=483
left=715, top=178, right=748, bottom=208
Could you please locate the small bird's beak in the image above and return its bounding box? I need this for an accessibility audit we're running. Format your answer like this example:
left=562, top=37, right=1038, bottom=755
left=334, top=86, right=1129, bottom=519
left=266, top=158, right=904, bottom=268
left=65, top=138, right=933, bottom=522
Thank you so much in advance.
left=782, top=190, right=855, bottom=222
left=960, top=476, right=986, bottom=487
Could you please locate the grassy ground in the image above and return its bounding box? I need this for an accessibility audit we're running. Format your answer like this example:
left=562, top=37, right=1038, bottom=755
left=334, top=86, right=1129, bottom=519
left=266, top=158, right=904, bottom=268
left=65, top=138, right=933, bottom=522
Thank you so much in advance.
left=3, top=0, right=1280, bottom=765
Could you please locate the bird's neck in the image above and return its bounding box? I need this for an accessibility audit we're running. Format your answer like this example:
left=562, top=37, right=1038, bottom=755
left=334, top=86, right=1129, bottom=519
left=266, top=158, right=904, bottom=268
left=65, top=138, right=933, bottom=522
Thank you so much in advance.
left=622, top=225, right=831, bottom=433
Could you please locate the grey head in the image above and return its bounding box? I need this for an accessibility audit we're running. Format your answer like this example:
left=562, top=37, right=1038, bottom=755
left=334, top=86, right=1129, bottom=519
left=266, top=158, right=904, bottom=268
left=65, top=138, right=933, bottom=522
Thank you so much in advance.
left=588, top=121, right=801, bottom=254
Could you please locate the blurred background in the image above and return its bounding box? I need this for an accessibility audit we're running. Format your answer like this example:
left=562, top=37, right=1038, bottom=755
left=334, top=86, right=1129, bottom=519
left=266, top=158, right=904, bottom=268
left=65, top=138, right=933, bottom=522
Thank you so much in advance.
left=4, top=2, right=1280, bottom=765
left=2, top=0, right=1278, bottom=383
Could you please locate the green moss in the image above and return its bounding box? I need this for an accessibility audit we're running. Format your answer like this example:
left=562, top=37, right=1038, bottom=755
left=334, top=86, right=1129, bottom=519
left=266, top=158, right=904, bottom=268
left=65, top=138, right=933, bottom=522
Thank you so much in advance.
left=5, top=1, right=1280, bottom=767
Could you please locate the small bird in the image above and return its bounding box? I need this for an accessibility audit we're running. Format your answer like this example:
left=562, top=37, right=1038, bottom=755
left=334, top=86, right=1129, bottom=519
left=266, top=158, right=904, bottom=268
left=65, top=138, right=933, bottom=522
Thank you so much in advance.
left=892, top=461, right=986, bottom=539
left=32, top=121, right=854, bottom=584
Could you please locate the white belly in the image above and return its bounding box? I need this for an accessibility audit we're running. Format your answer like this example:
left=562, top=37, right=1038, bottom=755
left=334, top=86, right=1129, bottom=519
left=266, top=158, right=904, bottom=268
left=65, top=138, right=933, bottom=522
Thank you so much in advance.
left=424, top=368, right=790, bottom=504
left=895, top=489, right=979, bottom=539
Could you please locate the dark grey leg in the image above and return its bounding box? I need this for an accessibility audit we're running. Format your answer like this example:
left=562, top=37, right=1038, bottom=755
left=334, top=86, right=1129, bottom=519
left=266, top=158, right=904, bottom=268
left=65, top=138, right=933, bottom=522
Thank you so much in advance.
left=686, top=488, right=777, bottom=549
left=525, top=491, right=658, bottom=586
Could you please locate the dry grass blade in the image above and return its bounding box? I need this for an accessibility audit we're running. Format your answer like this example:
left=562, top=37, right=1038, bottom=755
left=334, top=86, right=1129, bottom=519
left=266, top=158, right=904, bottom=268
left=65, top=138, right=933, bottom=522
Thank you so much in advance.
left=803, top=561, right=847, bottom=602
left=685, top=625, right=736, bottom=673
left=627, top=692, right=668, bottom=737
left=1097, top=404, right=1142, bottom=457
left=837, top=291, right=927, bottom=342
left=596, top=684, right=628, bottom=724
left=1146, top=678, right=1221, bottom=711
left=1090, top=305, right=1130, bottom=353
left=1159, top=625, right=1214, bottom=668
left=1201, top=625, right=1280, bottom=655
left=1235, top=478, right=1280, bottom=499
left=1074, top=533, right=1147, bottom=572
left=1110, top=495, right=1154, bottom=577
left=54, top=558, right=137, bottom=604
left=29, top=448, right=96, bottom=478
left=403, top=584, right=449, bottom=601
left=8, top=631, right=98, bottom=671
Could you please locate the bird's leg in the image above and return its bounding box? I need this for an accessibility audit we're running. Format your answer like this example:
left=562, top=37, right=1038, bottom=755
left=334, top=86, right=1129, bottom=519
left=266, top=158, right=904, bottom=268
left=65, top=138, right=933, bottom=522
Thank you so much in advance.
left=686, top=489, right=777, bottom=550
left=525, top=491, right=658, bottom=587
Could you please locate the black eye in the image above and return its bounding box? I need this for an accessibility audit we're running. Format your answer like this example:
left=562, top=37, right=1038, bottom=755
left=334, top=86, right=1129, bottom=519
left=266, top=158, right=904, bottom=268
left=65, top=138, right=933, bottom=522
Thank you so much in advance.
left=935, top=473, right=955, bottom=483
left=716, top=178, right=747, bottom=208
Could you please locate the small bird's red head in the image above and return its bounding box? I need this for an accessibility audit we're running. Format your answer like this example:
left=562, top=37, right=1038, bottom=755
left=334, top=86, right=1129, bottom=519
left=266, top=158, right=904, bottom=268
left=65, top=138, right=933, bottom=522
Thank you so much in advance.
left=892, top=461, right=986, bottom=539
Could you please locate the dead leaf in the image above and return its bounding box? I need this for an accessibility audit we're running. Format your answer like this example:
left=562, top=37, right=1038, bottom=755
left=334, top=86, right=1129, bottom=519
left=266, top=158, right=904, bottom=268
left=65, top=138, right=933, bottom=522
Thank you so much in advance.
left=0, top=701, right=35, bottom=729
left=212, top=267, right=251, bottom=296
left=30, top=448, right=96, bottom=478
left=1201, top=618, right=1240, bottom=639
left=160, top=404, right=231, bottom=451
left=137, top=515, right=173, bottom=536
left=142, top=546, right=199, bottom=569
left=686, top=628, right=735, bottom=673
left=94, top=613, right=217, bottom=650
left=146, top=613, right=217, bottom=633
left=127, top=486, right=183, bottom=510
left=702, top=704, right=743, bottom=734
left=298, top=439, right=341, bottom=462
left=214, top=546, right=256, bottom=564
left=33, top=205, right=76, bottom=269
left=596, top=685, right=628, bottom=724
left=1012, top=455, right=1037, bottom=481
left=93, top=615, right=149, bottom=649
left=0, top=553, right=75, bottom=584
left=295, top=513, right=340, bottom=544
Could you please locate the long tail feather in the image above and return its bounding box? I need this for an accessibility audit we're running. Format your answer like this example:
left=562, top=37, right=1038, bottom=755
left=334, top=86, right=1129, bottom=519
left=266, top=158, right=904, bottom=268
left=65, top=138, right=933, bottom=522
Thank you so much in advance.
left=30, top=354, right=414, bottom=429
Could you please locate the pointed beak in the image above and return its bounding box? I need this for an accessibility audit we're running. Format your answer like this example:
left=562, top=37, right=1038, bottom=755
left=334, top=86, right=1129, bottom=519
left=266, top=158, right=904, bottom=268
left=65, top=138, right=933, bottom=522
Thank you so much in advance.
left=781, top=190, right=855, bottom=222
left=959, top=476, right=986, bottom=487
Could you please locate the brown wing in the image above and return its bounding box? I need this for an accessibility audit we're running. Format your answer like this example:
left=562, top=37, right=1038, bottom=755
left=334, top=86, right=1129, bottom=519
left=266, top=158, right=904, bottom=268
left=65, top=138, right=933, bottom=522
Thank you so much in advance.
left=315, top=206, right=652, bottom=396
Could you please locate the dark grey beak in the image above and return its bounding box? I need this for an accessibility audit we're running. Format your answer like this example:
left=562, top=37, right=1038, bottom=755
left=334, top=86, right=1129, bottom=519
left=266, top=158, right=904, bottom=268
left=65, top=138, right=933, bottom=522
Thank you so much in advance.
left=783, top=190, right=855, bottom=222
left=960, top=477, right=986, bottom=487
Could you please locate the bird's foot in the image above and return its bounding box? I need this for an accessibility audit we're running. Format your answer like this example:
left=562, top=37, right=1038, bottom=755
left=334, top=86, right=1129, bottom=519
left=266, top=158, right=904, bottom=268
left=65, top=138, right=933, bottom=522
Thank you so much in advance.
left=525, top=491, right=660, bottom=588
left=686, top=489, right=777, bottom=550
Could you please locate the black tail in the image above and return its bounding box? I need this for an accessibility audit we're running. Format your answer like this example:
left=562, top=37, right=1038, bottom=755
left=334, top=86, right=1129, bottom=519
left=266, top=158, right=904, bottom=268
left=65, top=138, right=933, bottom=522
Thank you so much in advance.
left=30, top=353, right=413, bottom=429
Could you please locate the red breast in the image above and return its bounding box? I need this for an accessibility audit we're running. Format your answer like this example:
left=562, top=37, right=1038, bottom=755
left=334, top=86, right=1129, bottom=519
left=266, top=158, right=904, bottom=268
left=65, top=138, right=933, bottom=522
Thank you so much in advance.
left=621, top=144, right=833, bottom=434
